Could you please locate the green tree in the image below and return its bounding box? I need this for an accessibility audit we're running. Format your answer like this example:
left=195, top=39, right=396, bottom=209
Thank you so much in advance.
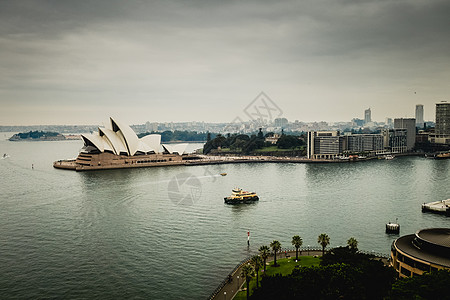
left=251, top=261, right=395, bottom=300
left=251, top=255, right=263, bottom=288
left=317, top=233, right=330, bottom=256
left=390, top=269, right=450, bottom=299
left=241, top=264, right=254, bottom=300
left=259, top=245, right=270, bottom=273
left=291, top=235, right=303, bottom=261
left=276, top=135, right=303, bottom=149
left=257, top=128, right=264, bottom=139
left=347, top=237, right=358, bottom=252
left=270, top=240, right=281, bottom=267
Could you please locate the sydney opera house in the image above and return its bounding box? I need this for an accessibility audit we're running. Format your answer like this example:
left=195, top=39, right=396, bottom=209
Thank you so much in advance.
left=54, top=117, right=194, bottom=171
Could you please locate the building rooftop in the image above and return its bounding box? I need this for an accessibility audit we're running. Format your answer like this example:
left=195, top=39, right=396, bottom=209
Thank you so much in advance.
left=395, top=228, right=450, bottom=268
left=417, top=228, right=450, bottom=248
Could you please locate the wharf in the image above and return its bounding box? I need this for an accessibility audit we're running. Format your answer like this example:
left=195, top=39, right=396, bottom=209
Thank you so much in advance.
left=422, top=199, right=450, bottom=216
left=54, top=155, right=368, bottom=171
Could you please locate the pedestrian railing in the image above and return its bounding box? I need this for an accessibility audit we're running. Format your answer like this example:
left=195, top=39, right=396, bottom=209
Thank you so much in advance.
left=206, top=255, right=253, bottom=300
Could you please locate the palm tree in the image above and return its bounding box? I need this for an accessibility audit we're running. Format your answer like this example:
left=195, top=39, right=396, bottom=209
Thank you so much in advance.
left=270, top=240, right=281, bottom=267
left=251, top=255, right=263, bottom=288
left=259, top=245, right=270, bottom=273
left=347, top=237, right=358, bottom=252
left=291, top=235, right=303, bottom=261
left=241, top=264, right=254, bottom=300
left=317, top=233, right=330, bottom=256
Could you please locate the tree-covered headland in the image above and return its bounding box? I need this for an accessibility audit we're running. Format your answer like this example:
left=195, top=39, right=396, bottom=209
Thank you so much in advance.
left=203, top=129, right=306, bottom=155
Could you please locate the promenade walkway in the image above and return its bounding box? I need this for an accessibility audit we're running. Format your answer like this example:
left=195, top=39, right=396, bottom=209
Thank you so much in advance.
left=209, top=249, right=323, bottom=300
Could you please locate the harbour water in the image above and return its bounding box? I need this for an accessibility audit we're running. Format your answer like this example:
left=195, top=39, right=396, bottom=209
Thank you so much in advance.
left=0, top=135, right=449, bottom=299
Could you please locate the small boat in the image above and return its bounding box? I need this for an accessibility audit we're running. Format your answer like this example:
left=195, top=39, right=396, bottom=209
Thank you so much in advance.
left=435, top=152, right=450, bottom=160
left=220, top=173, right=227, bottom=176
left=224, top=188, right=259, bottom=204
left=384, top=155, right=395, bottom=160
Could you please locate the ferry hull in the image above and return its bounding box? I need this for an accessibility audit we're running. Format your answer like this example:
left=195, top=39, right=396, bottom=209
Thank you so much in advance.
left=224, top=196, right=259, bottom=204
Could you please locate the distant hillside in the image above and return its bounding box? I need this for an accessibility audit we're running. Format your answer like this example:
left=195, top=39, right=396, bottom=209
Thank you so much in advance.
left=9, top=131, right=66, bottom=141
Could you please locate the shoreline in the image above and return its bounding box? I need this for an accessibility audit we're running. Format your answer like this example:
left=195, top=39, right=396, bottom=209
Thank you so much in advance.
left=53, top=152, right=425, bottom=171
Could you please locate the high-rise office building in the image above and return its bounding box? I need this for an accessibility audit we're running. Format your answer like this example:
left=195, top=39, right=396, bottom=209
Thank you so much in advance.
left=415, top=104, right=424, bottom=128
left=307, top=131, right=344, bottom=159
left=394, top=118, right=416, bottom=151
left=382, top=128, right=408, bottom=153
left=435, top=102, right=450, bottom=135
left=364, top=108, right=371, bottom=124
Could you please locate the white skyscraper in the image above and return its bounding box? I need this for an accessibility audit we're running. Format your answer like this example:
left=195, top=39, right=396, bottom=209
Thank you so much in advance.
left=364, top=108, right=371, bottom=124
left=415, top=104, right=424, bottom=128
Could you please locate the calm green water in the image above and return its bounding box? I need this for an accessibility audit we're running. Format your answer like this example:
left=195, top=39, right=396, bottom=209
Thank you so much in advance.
left=0, top=135, right=449, bottom=299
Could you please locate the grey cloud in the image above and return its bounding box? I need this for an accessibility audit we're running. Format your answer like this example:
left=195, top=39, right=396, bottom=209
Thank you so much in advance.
left=0, top=0, right=449, bottom=124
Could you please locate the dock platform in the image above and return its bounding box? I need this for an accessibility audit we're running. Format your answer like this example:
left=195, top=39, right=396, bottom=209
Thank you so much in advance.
left=422, top=199, right=450, bottom=216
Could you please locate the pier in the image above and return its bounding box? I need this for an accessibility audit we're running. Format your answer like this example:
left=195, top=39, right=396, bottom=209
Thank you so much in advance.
left=53, top=154, right=374, bottom=171
left=422, top=199, right=450, bottom=216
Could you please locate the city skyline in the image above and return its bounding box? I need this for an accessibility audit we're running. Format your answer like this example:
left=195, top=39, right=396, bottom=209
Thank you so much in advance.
left=1, top=0, right=449, bottom=125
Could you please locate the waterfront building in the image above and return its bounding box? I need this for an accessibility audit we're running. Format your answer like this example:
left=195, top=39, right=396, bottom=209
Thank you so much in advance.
left=390, top=228, right=450, bottom=278
left=428, top=102, right=450, bottom=145
left=415, top=104, right=424, bottom=128
left=54, top=117, right=189, bottom=171
left=435, top=102, right=450, bottom=135
left=364, top=108, right=372, bottom=124
left=307, top=131, right=345, bottom=159
left=381, top=129, right=407, bottom=153
left=345, top=134, right=384, bottom=155
left=308, top=131, right=394, bottom=158
left=394, top=118, right=416, bottom=151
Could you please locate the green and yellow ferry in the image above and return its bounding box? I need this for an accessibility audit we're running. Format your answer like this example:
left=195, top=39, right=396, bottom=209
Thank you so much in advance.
left=224, top=188, right=259, bottom=204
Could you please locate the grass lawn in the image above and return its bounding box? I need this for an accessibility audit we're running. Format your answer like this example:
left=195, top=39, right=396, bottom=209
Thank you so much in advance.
left=233, top=256, right=320, bottom=300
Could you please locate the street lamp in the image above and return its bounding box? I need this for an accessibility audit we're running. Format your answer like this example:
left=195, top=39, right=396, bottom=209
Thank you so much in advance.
left=236, top=275, right=239, bottom=290
left=308, top=245, right=310, bottom=255
left=224, top=291, right=226, bottom=300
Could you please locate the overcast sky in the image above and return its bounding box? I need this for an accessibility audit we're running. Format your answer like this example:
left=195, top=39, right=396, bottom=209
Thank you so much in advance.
left=1, top=0, right=449, bottom=125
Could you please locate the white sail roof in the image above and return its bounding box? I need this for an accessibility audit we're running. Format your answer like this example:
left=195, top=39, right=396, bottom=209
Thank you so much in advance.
left=162, top=143, right=189, bottom=155
left=141, top=134, right=162, bottom=153
left=81, top=133, right=105, bottom=152
left=99, top=128, right=127, bottom=155
left=110, top=117, right=139, bottom=156
left=81, top=118, right=173, bottom=156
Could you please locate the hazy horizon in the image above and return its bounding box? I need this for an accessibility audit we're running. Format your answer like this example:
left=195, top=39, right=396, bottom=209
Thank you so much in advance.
left=1, top=0, right=449, bottom=125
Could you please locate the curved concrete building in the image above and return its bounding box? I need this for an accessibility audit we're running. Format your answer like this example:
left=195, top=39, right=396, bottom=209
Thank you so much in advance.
left=390, top=228, right=450, bottom=278
left=54, top=117, right=192, bottom=171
